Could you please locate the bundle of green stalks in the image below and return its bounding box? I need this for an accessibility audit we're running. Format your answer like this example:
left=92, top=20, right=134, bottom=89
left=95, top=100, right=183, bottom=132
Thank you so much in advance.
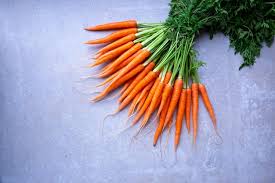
left=83, top=0, right=275, bottom=150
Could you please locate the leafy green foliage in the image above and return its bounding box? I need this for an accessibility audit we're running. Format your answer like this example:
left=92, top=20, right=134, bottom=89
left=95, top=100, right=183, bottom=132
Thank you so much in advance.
left=166, top=0, right=275, bottom=69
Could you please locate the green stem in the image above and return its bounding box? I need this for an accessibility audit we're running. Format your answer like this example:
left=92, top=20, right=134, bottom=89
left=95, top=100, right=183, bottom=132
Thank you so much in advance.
left=137, top=23, right=163, bottom=28
left=146, top=38, right=169, bottom=64
left=141, top=29, right=164, bottom=47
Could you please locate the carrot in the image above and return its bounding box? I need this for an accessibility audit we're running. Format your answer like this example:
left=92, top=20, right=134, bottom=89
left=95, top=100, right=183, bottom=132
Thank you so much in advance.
left=85, top=28, right=137, bottom=44
left=140, top=78, right=162, bottom=127
left=131, top=77, right=160, bottom=125
left=128, top=92, right=141, bottom=116
left=99, top=50, right=143, bottom=78
left=128, top=81, right=154, bottom=116
left=163, top=79, right=183, bottom=129
left=118, top=70, right=160, bottom=111
left=192, top=83, right=199, bottom=144
left=153, top=95, right=171, bottom=146
left=174, top=89, right=187, bottom=150
left=164, top=71, right=172, bottom=84
left=97, top=34, right=136, bottom=54
left=185, top=88, right=192, bottom=133
left=120, top=79, right=133, bottom=95
left=89, top=42, right=134, bottom=67
left=157, top=83, right=172, bottom=116
left=96, top=71, right=119, bottom=87
left=199, top=83, right=217, bottom=131
left=139, top=70, right=171, bottom=127
left=107, top=43, right=143, bottom=70
left=110, top=49, right=151, bottom=87
left=136, top=89, right=149, bottom=112
left=119, top=62, right=155, bottom=102
left=93, top=64, right=145, bottom=102
left=84, top=20, right=137, bottom=31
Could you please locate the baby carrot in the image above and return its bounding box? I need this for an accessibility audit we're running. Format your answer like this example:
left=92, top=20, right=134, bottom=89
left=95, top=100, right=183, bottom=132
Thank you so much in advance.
left=185, top=88, right=192, bottom=133
left=164, top=79, right=183, bottom=129
left=93, top=64, right=144, bottom=102
left=85, top=28, right=137, bottom=44
left=110, top=49, right=151, bottom=86
left=107, top=43, right=143, bottom=69
left=89, top=41, right=134, bottom=67
left=84, top=20, right=137, bottom=31
left=97, top=34, right=136, bottom=54
left=174, top=89, right=187, bottom=150
left=118, top=70, right=160, bottom=111
left=153, top=95, right=171, bottom=146
left=192, top=83, right=199, bottom=144
left=199, top=83, right=217, bottom=131
left=119, top=62, right=155, bottom=102
left=157, top=83, right=172, bottom=116
left=99, top=50, right=143, bottom=78
left=131, top=77, right=160, bottom=125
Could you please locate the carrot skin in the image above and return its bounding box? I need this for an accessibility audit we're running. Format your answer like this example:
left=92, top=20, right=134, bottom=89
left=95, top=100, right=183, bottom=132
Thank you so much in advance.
left=85, top=28, right=137, bottom=44
left=111, top=49, right=151, bottom=85
left=89, top=41, right=134, bottom=67
left=93, top=64, right=144, bottom=102
left=98, top=34, right=136, bottom=54
left=174, top=89, right=187, bottom=150
left=120, top=79, right=133, bottom=95
left=157, top=84, right=172, bottom=116
left=128, top=92, right=141, bottom=116
left=99, top=50, right=143, bottom=78
left=199, top=83, right=217, bottom=130
left=109, top=43, right=143, bottom=69
left=131, top=77, right=160, bottom=125
left=84, top=20, right=137, bottom=31
left=192, top=83, right=199, bottom=144
left=118, top=71, right=160, bottom=111
left=119, top=62, right=155, bottom=103
left=140, top=78, right=162, bottom=127
left=185, top=88, right=192, bottom=133
left=153, top=95, right=171, bottom=146
left=163, top=79, right=183, bottom=129
left=139, top=71, right=171, bottom=127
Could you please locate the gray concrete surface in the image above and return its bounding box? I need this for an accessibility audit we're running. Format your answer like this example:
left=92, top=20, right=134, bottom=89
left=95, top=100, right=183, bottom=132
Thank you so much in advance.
left=1, top=0, right=275, bottom=182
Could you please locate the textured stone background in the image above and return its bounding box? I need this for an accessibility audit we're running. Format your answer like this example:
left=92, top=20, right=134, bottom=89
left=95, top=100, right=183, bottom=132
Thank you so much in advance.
left=1, top=0, right=275, bottom=182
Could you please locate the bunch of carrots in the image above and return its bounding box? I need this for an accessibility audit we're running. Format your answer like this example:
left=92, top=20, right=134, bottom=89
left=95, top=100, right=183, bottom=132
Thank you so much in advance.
left=84, top=20, right=217, bottom=150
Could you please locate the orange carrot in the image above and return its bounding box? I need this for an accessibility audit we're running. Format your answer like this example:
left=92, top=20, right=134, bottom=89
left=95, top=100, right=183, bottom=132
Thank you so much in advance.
left=128, top=92, right=141, bottom=116
left=174, top=89, right=187, bottom=150
left=97, top=34, right=136, bottom=54
left=157, top=83, right=173, bottom=116
left=164, top=71, right=172, bottom=84
left=136, top=89, right=149, bottom=112
left=185, top=88, right=192, bottom=133
left=85, top=28, right=137, bottom=44
left=99, top=50, right=143, bottom=78
left=199, top=83, right=217, bottom=131
left=163, top=79, right=183, bottom=129
left=107, top=43, right=143, bottom=70
left=128, top=81, right=154, bottom=116
left=118, top=71, right=160, bottom=111
left=110, top=49, right=151, bottom=88
left=139, top=71, right=171, bottom=127
left=89, top=42, right=134, bottom=67
left=120, top=79, right=133, bottom=95
left=153, top=95, right=171, bottom=146
left=93, top=64, right=144, bottom=102
left=84, top=20, right=137, bottom=31
left=140, top=78, right=162, bottom=127
left=131, top=77, right=160, bottom=125
left=119, top=62, right=155, bottom=102
left=96, top=71, right=120, bottom=87
left=192, top=83, right=199, bottom=144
